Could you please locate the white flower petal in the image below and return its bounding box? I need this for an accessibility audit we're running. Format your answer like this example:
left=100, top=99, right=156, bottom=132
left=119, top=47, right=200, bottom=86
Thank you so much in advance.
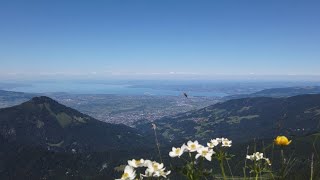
left=195, top=154, right=201, bottom=159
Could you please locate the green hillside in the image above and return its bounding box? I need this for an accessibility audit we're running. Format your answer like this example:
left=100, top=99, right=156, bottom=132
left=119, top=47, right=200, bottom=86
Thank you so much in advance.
left=137, top=94, right=320, bottom=144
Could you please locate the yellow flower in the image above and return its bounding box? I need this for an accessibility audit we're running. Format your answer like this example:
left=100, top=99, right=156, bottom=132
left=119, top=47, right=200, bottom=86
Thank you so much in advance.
left=274, top=136, right=292, bottom=146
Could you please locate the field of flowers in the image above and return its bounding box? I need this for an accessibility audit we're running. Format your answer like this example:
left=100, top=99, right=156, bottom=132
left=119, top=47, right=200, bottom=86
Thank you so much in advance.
left=116, top=135, right=319, bottom=180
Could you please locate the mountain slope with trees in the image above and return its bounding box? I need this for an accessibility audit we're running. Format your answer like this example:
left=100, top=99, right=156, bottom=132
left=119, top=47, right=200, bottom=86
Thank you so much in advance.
left=137, top=94, right=320, bottom=144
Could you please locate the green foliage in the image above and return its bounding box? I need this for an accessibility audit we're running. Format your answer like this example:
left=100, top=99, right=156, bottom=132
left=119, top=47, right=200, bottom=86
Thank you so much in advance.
left=56, top=112, right=73, bottom=128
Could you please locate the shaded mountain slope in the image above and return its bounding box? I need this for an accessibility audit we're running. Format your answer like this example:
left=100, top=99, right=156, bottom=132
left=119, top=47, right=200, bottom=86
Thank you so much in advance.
left=0, top=135, right=158, bottom=180
left=0, top=96, right=150, bottom=152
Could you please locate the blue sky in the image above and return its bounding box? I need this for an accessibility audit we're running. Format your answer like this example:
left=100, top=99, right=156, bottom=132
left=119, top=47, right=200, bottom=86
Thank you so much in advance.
left=0, top=0, right=320, bottom=80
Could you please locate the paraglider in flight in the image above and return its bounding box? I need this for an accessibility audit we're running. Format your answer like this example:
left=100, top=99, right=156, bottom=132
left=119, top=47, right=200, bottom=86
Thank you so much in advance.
left=183, top=92, right=188, bottom=98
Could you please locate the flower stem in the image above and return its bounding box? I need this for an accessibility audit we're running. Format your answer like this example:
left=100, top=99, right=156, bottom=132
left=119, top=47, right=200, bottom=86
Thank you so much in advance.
left=255, top=172, right=259, bottom=180
left=199, top=157, right=204, bottom=177
left=280, top=149, right=284, bottom=179
left=152, top=124, right=163, bottom=163
left=310, top=153, right=314, bottom=180
left=243, top=145, right=249, bottom=180
left=219, top=159, right=227, bottom=180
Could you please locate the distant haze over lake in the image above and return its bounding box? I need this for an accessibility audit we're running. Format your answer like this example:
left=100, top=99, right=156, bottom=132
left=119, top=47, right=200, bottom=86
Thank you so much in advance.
left=1, top=80, right=320, bottom=97
left=1, top=81, right=228, bottom=97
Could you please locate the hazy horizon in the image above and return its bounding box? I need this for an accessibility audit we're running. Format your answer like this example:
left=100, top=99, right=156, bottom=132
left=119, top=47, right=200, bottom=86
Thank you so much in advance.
left=1, top=74, right=320, bottom=82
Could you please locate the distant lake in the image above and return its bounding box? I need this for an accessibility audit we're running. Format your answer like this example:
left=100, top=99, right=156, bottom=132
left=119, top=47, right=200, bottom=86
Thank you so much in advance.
left=3, top=82, right=227, bottom=97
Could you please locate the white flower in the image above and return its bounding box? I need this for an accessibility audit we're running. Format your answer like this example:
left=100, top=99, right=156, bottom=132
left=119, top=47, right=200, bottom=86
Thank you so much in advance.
left=195, top=146, right=215, bottom=161
left=142, top=168, right=153, bottom=178
left=246, top=152, right=264, bottom=161
left=246, top=152, right=271, bottom=165
left=246, top=155, right=255, bottom=161
left=169, top=144, right=186, bottom=158
left=142, top=161, right=171, bottom=178
left=128, top=159, right=145, bottom=168
left=154, top=168, right=171, bottom=178
left=143, top=160, right=152, bottom=167
left=146, top=161, right=164, bottom=174
left=116, top=165, right=136, bottom=180
left=264, top=158, right=272, bottom=166
left=221, top=138, right=232, bottom=147
left=215, top=138, right=224, bottom=143
left=253, top=152, right=264, bottom=160
left=207, top=139, right=220, bottom=148
left=186, top=140, right=202, bottom=152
